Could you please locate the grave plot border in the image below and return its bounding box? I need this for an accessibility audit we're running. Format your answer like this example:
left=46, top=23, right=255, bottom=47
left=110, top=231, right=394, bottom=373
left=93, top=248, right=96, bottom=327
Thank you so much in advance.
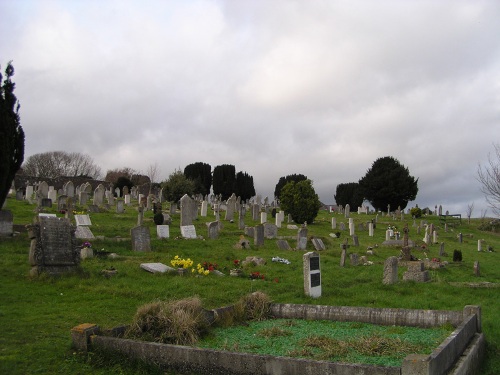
left=72, top=303, right=484, bottom=375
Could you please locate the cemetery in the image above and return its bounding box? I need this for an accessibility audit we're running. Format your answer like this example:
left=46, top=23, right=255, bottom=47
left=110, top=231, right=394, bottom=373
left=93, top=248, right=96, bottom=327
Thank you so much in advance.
left=1, top=190, right=499, bottom=374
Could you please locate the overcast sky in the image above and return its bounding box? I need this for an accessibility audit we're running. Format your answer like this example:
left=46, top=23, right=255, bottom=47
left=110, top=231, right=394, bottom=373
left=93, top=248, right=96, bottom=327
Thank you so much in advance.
left=2, top=0, right=499, bottom=216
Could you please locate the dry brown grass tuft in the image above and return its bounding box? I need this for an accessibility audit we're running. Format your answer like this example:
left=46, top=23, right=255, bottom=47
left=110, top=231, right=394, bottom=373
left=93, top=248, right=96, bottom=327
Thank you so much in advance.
left=236, top=291, right=271, bottom=321
left=125, top=296, right=209, bottom=345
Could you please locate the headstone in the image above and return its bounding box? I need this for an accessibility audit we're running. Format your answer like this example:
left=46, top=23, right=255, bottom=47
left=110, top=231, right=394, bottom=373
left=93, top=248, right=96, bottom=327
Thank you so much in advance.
left=350, top=253, right=359, bottom=266
left=340, top=240, right=348, bottom=267
left=254, top=224, right=264, bottom=246
left=74, top=226, right=95, bottom=239
left=180, top=194, right=196, bottom=226
left=225, top=193, right=236, bottom=221
left=478, top=240, right=482, bottom=252
left=207, top=221, right=219, bottom=239
left=252, top=204, right=260, bottom=221
left=79, top=191, right=89, bottom=205
left=201, top=201, right=208, bottom=217
left=368, top=222, right=374, bottom=237
left=74, top=214, right=92, bottom=226
left=403, top=261, right=430, bottom=282
left=339, top=222, right=346, bottom=231
left=383, top=256, right=398, bottom=285
left=116, top=200, right=124, bottom=214
left=38, top=181, right=49, bottom=198
left=260, top=212, right=267, bottom=224
left=25, top=185, right=34, bottom=201
left=156, top=225, right=170, bottom=239
left=87, top=204, right=99, bottom=213
left=263, top=223, right=278, bottom=239
left=311, top=237, right=325, bottom=251
left=93, top=184, right=105, bottom=205
left=123, top=186, right=129, bottom=196
left=124, top=194, right=131, bottom=205
left=41, top=198, right=52, bottom=208
left=63, top=181, right=75, bottom=198
left=140, top=263, right=175, bottom=274
left=352, top=235, right=359, bottom=247
left=276, top=239, right=291, bottom=250
left=331, top=217, right=336, bottom=229
left=130, top=226, right=151, bottom=251
left=137, top=206, right=144, bottom=226
left=180, top=225, right=197, bottom=239
left=238, top=206, right=246, bottom=230
left=0, top=210, right=14, bottom=237
left=344, top=204, right=350, bottom=218
left=303, top=251, right=321, bottom=298
left=439, top=242, right=445, bottom=256
left=244, top=226, right=255, bottom=238
left=474, top=261, right=480, bottom=276
left=459, top=233, right=463, bottom=243
left=28, top=216, right=80, bottom=276
left=16, top=190, right=24, bottom=200
left=297, top=227, right=308, bottom=250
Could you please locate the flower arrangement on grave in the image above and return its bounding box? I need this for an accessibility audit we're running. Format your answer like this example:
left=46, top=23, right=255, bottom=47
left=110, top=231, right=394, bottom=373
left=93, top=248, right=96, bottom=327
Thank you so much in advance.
left=170, top=255, right=194, bottom=269
left=82, top=241, right=92, bottom=249
left=193, top=263, right=210, bottom=276
left=249, top=271, right=265, bottom=280
left=201, top=261, right=219, bottom=272
left=230, top=259, right=243, bottom=276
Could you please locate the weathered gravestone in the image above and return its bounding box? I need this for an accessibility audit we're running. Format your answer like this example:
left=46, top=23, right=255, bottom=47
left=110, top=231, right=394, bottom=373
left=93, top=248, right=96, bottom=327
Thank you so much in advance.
left=207, top=221, right=219, bottom=239
left=303, top=251, right=321, bottom=298
left=87, top=205, right=99, bottom=213
left=74, top=226, right=95, bottom=240
left=350, top=253, right=359, bottom=266
left=276, top=239, right=291, bottom=250
left=297, top=227, right=308, bottom=250
left=130, top=226, right=151, bottom=251
left=156, top=225, right=170, bottom=239
left=28, top=216, right=80, bottom=276
left=403, top=262, right=430, bottom=282
left=116, top=200, right=125, bottom=214
left=254, top=224, right=264, bottom=246
left=41, top=198, right=52, bottom=208
left=474, top=261, right=480, bottom=276
left=383, top=256, right=398, bottom=285
left=263, top=223, right=277, bottom=239
left=180, top=194, right=196, bottom=226
left=180, top=225, right=197, bottom=239
left=74, top=214, right=92, bottom=226
left=225, top=194, right=236, bottom=221
left=0, top=210, right=14, bottom=237
left=140, top=263, right=175, bottom=274
left=311, top=237, right=326, bottom=251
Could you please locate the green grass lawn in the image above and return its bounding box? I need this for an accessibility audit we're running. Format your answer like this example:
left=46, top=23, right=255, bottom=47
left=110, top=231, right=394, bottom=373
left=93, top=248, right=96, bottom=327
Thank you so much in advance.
left=1, top=196, right=499, bottom=374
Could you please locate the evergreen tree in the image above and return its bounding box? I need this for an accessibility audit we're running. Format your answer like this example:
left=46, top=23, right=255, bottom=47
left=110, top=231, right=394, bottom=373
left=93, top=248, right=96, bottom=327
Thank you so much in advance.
left=114, top=176, right=133, bottom=197
left=162, top=169, right=195, bottom=203
left=184, top=162, right=212, bottom=196
left=334, top=182, right=363, bottom=208
left=358, top=156, right=418, bottom=211
left=212, top=164, right=236, bottom=200
left=274, top=173, right=307, bottom=200
left=235, top=171, right=255, bottom=202
left=279, top=179, right=321, bottom=224
left=0, top=62, right=24, bottom=207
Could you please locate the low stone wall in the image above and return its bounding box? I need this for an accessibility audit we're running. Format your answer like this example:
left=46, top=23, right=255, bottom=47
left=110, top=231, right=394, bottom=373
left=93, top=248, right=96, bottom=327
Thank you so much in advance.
left=71, top=303, right=485, bottom=375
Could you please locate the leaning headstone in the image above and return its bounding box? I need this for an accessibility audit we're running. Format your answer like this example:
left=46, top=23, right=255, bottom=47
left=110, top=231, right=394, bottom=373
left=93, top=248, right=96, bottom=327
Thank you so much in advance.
left=207, top=221, right=219, bottom=239
left=254, top=224, right=264, bottom=246
left=130, top=226, right=151, bottom=251
left=297, top=227, right=308, bottom=250
left=0, top=210, right=14, bottom=237
left=225, top=194, right=236, bottom=221
left=28, top=216, right=80, bottom=276
left=383, top=256, right=398, bottom=285
left=311, top=237, right=326, bottom=251
left=156, top=225, right=170, bottom=239
left=180, top=225, right=197, bottom=239
left=276, top=239, right=291, bottom=250
left=74, top=214, right=92, bottom=226
left=74, top=226, right=95, bottom=239
left=303, top=251, right=321, bottom=298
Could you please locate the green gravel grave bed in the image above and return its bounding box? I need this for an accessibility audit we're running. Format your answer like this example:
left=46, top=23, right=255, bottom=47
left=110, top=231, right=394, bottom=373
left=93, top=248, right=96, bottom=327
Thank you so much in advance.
left=197, top=319, right=454, bottom=367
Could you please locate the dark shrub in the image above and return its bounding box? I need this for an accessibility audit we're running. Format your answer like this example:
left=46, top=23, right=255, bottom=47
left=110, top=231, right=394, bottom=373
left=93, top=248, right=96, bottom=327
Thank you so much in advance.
left=453, top=249, right=462, bottom=262
left=153, top=212, right=164, bottom=225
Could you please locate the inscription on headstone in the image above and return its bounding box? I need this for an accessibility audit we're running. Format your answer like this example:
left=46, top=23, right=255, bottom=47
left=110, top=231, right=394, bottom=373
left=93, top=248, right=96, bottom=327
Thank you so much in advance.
left=180, top=225, right=197, bottom=239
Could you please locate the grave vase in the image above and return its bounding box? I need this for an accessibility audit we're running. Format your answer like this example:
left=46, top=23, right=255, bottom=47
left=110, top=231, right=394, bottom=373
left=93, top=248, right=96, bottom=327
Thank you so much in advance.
left=177, top=268, right=188, bottom=276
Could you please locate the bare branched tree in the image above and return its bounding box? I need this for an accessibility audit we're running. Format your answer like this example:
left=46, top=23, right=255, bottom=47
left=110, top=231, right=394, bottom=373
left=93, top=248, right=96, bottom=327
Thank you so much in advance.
left=22, top=151, right=101, bottom=179
left=466, top=202, right=474, bottom=224
left=146, top=162, right=160, bottom=194
left=477, top=143, right=500, bottom=217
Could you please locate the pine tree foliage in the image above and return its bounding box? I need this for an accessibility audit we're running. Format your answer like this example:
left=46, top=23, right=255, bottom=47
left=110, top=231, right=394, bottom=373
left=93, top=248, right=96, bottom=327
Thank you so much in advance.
left=279, top=179, right=321, bottom=224
left=184, top=162, right=212, bottom=196
left=212, top=164, right=236, bottom=200
left=358, top=156, right=418, bottom=211
left=0, top=62, right=25, bottom=207
left=235, top=171, right=255, bottom=202
left=334, top=182, right=363, bottom=208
